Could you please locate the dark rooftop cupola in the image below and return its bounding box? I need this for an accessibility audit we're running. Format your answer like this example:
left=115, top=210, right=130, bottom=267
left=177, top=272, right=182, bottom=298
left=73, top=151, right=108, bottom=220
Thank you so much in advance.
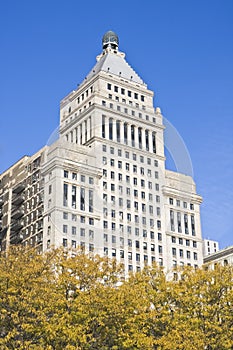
left=102, top=31, right=119, bottom=51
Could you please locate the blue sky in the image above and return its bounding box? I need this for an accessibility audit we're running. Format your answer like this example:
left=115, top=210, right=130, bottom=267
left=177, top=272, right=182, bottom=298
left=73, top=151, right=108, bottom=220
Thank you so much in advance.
left=0, top=0, right=232, bottom=248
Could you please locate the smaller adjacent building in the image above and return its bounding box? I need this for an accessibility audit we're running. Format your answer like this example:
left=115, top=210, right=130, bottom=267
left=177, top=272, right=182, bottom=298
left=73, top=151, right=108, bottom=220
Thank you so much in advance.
left=203, top=238, right=219, bottom=257
left=203, top=245, right=233, bottom=269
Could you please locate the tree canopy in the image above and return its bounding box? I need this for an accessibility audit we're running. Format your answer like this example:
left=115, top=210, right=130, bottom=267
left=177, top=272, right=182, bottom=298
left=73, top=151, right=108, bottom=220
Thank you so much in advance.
left=0, top=246, right=232, bottom=349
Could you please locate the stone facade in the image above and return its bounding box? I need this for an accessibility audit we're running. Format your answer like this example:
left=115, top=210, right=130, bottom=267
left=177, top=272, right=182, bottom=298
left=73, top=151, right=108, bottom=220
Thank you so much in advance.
left=0, top=32, right=203, bottom=274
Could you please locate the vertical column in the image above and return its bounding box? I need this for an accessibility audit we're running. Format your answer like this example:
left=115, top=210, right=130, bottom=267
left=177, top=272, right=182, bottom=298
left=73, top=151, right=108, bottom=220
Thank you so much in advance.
left=134, top=126, right=139, bottom=149
left=105, top=117, right=109, bottom=139
left=83, top=123, right=86, bottom=144
left=87, top=117, right=91, bottom=140
left=142, top=128, right=146, bottom=150
left=127, top=124, right=131, bottom=145
left=112, top=119, right=117, bottom=142
left=120, top=121, right=125, bottom=144
left=148, top=130, right=153, bottom=153
left=89, top=116, right=92, bottom=138
left=80, top=124, right=83, bottom=144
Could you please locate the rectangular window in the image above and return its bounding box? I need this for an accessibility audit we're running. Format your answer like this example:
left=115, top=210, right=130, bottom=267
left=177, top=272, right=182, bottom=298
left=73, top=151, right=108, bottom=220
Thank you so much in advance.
left=63, top=238, right=68, bottom=247
left=89, top=177, right=94, bottom=185
left=72, top=172, right=77, bottom=180
left=80, top=187, right=85, bottom=211
left=72, top=226, right=76, bottom=235
left=170, top=210, right=175, bottom=231
left=184, top=214, right=189, bottom=234
left=109, top=118, right=113, bottom=140
left=63, top=183, right=68, bottom=207
left=64, top=170, right=68, bottom=178
left=102, top=115, right=106, bottom=138
left=177, top=212, right=182, bottom=233
left=63, top=224, right=68, bottom=234
left=89, top=190, right=93, bottom=213
left=80, top=216, right=85, bottom=223
left=152, top=132, right=156, bottom=153
left=72, top=214, right=77, bottom=221
left=89, top=218, right=94, bottom=225
left=107, top=83, right=111, bottom=90
left=191, top=215, right=195, bottom=235
left=172, top=247, right=176, bottom=256
left=72, top=185, right=76, bottom=209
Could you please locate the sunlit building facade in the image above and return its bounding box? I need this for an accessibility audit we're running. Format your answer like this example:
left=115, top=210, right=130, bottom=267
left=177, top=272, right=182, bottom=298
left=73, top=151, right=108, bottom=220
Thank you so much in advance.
left=0, top=31, right=203, bottom=273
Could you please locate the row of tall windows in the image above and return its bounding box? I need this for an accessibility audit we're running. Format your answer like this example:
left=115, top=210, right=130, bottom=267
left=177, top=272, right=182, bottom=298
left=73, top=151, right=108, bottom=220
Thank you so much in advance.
left=102, top=116, right=156, bottom=153
left=170, top=210, right=196, bottom=235
left=65, top=116, right=92, bottom=144
left=63, top=183, right=93, bottom=212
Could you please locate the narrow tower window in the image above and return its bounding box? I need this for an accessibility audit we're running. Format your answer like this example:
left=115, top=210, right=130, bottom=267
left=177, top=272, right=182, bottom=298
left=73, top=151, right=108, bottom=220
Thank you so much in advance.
left=124, top=122, right=128, bottom=144
left=131, top=125, right=135, bottom=147
left=109, top=118, right=113, bottom=140
left=63, top=183, right=68, bottom=207
left=138, top=127, right=142, bottom=149
left=116, top=120, right=121, bottom=142
left=102, top=116, right=106, bottom=138
left=152, top=132, right=156, bottom=153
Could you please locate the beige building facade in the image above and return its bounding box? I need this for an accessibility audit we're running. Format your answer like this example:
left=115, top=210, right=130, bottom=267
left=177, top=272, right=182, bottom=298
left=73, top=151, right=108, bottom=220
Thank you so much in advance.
left=0, top=31, right=203, bottom=273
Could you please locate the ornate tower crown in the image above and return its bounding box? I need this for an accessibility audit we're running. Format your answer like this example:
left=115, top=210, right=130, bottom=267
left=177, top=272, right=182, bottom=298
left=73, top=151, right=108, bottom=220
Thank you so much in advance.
left=102, top=31, right=119, bottom=51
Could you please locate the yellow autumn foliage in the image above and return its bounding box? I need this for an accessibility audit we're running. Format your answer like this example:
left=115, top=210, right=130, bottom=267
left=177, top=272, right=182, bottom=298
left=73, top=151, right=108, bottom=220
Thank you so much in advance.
left=0, top=246, right=232, bottom=349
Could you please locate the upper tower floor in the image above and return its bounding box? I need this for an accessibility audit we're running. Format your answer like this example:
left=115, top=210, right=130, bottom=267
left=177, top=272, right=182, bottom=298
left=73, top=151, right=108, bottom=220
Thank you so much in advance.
left=58, top=31, right=165, bottom=159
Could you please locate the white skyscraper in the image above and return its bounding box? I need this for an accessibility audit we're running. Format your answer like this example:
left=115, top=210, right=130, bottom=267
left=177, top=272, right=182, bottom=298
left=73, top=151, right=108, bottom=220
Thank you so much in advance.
left=0, top=31, right=203, bottom=274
